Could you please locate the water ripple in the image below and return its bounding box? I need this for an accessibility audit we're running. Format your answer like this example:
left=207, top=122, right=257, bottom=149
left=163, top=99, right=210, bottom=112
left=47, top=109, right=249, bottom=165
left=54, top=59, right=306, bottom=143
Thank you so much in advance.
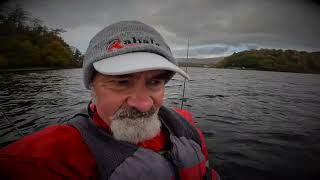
left=1, top=68, right=320, bottom=180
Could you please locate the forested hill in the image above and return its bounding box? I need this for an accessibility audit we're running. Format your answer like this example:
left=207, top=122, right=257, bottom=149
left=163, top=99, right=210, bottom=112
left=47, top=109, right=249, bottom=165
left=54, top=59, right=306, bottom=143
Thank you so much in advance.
left=0, top=7, right=83, bottom=69
left=214, top=49, right=320, bottom=74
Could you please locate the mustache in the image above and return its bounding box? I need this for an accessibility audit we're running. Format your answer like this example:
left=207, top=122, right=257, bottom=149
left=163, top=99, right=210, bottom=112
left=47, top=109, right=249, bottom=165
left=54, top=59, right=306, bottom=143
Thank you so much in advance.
left=114, top=106, right=157, bottom=120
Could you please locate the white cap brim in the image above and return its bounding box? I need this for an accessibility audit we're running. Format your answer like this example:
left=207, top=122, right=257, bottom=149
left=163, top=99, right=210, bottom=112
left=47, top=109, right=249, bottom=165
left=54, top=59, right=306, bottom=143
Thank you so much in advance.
left=93, top=52, right=189, bottom=79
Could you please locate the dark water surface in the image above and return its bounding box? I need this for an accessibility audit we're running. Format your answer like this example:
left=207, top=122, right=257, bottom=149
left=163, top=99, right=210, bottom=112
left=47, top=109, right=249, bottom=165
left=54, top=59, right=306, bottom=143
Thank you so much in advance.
left=1, top=68, right=320, bottom=180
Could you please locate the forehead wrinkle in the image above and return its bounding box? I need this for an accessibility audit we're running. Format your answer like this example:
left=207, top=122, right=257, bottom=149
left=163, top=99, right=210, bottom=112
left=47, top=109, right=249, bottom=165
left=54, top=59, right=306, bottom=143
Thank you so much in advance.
left=96, top=70, right=168, bottom=83
left=112, top=74, right=136, bottom=79
left=97, top=73, right=137, bottom=81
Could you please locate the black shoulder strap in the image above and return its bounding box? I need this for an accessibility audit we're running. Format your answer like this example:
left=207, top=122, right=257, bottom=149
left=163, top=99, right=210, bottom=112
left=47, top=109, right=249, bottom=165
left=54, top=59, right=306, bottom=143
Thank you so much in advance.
left=158, top=106, right=202, bottom=147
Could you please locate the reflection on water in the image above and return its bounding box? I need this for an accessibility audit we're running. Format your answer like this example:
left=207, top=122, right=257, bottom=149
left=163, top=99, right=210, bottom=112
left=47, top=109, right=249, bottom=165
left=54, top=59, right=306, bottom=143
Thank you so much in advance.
left=1, top=68, right=320, bottom=180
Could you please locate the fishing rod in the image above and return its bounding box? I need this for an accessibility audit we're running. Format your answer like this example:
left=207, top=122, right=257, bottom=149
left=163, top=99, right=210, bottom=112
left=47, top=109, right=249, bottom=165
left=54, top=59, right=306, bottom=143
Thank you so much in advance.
left=179, top=39, right=203, bottom=177
left=180, top=39, right=189, bottom=109
left=1, top=112, right=24, bottom=137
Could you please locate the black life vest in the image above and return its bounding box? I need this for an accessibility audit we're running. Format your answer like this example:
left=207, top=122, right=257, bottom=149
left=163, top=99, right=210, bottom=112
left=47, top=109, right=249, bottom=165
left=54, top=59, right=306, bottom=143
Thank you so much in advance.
left=67, top=106, right=206, bottom=180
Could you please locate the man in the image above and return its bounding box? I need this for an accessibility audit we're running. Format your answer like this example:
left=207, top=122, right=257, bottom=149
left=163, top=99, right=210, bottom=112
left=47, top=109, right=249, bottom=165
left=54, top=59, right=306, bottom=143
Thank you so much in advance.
left=0, top=21, right=220, bottom=179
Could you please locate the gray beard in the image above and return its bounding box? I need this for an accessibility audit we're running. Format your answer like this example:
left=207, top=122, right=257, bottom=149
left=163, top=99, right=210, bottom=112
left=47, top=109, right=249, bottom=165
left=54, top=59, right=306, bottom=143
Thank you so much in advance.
left=110, top=107, right=161, bottom=144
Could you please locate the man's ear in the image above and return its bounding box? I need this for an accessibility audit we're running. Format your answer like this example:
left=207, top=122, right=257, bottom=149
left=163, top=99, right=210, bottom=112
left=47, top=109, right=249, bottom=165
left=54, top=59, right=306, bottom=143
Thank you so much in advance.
left=90, top=84, right=97, bottom=104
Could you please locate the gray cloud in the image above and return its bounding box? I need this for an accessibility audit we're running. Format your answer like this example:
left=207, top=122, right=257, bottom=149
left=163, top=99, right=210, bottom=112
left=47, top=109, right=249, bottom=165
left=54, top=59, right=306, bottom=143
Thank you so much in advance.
left=174, top=44, right=230, bottom=58
left=4, top=0, right=320, bottom=57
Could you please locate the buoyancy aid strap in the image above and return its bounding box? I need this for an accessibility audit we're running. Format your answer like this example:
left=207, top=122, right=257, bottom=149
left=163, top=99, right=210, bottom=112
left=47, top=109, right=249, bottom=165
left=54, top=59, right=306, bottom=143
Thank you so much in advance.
left=159, top=106, right=202, bottom=147
left=159, top=107, right=210, bottom=179
left=67, top=114, right=138, bottom=180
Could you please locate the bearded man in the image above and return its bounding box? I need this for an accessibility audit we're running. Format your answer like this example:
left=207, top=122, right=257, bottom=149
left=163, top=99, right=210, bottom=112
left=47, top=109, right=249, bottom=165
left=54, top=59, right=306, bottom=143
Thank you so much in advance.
left=0, top=21, right=220, bottom=180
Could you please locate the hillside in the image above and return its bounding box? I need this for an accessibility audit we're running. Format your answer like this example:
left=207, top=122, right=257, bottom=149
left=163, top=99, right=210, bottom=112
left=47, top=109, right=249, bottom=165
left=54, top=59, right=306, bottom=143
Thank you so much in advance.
left=213, top=49, right=320, bottom=73
left=177, top=57, right=223, bottom=67
left=0, top=7, right=83, bottom=69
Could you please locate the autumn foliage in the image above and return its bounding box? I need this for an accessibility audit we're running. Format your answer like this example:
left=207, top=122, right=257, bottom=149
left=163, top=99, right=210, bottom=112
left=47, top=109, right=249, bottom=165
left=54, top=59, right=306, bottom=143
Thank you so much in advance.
left=214, top=49, right=320, bottom=73
left=0, top=6, right=83, bottom=69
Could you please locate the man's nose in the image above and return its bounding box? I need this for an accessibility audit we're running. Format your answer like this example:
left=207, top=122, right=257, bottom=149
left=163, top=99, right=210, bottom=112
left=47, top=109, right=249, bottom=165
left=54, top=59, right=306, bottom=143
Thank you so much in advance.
left=126, top=87, right=153, bottom=112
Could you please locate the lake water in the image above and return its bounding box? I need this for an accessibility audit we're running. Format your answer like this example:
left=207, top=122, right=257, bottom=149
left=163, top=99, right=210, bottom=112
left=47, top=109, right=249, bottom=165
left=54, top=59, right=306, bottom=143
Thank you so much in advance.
left=0, top=68, right=320, bottom=180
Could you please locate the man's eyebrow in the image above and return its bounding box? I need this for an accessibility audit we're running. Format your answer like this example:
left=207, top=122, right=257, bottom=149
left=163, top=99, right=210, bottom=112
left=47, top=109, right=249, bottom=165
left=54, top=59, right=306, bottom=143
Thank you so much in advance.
left=100, top=74, right=134, bottom=82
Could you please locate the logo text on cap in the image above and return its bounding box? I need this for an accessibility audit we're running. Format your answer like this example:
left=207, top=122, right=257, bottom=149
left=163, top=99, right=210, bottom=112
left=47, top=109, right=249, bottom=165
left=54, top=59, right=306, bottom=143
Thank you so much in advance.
left=107, top=37, right=160, bottom=53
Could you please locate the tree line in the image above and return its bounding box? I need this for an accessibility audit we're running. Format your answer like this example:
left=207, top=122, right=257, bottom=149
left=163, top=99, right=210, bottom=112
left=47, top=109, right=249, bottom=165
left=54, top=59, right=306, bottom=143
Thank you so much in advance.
left=0, top=6, right=83, bottom=69
left=213, top=49, right=320, bottom=74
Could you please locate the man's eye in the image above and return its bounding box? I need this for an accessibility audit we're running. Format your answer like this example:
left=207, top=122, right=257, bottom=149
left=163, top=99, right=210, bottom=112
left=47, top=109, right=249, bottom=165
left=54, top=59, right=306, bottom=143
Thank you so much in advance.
left=115, top=80, right=131, bottom=86
left=148, top=79, right=164, bottom=87
left=150, top=80, right=161, bottom=85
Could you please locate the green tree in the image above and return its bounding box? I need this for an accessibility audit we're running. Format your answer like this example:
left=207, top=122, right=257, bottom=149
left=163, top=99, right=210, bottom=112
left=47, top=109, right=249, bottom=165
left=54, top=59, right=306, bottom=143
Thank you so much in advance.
left=214, top=49, right=320, bottom=74
left=0, top=5, right=82, bottom=69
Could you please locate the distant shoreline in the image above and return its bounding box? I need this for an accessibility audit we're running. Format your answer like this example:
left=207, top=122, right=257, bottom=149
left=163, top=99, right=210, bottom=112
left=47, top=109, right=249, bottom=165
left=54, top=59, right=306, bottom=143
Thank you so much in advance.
left=178, top=65, right=320, bottom=75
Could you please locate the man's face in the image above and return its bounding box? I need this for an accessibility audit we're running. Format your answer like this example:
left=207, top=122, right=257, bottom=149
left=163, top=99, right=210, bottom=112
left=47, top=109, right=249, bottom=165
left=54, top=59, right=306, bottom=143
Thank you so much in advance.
left=91, top=70, right=167, bottom=125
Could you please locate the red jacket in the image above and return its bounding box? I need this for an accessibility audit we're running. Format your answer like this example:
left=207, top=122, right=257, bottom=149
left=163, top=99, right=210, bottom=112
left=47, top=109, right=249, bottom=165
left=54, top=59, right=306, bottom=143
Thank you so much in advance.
left=0, top=107, right=213, bottom=179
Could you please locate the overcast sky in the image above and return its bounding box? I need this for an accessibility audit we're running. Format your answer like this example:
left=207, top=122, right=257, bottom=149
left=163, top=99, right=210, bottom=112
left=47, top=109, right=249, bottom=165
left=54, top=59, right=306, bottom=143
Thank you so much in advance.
left=3, top=0, right=320, bottom=58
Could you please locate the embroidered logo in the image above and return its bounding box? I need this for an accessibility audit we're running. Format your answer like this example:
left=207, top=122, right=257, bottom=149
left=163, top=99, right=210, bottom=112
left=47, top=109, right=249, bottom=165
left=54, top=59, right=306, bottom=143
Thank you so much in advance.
left=106, top=37, right=160, bottom=53
left=107, top=39, right=124, bottom=52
